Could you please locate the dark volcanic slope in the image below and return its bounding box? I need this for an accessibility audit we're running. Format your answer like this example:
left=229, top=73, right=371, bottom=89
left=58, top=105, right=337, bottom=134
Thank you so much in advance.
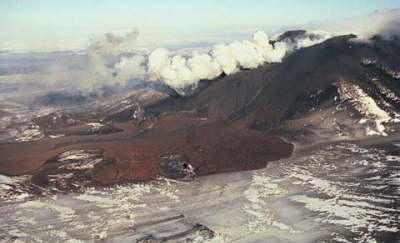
left=1, top=34, right=400, bottom=188
left=148, top=35, right=400, bottom=130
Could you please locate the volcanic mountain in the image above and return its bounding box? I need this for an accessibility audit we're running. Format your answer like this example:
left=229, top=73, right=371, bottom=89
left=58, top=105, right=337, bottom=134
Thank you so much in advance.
left=1, top=33, right=400, bottom=191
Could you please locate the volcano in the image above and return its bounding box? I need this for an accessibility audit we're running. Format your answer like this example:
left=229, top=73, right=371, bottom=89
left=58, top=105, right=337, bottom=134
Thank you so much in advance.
left=1, top=33, right=400, bottom=190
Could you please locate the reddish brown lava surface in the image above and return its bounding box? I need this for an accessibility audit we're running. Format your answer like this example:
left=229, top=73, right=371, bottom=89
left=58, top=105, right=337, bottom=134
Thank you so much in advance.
left=0, top=116, right=293, bottom=185
left=2, top=34, right=400, bottom=185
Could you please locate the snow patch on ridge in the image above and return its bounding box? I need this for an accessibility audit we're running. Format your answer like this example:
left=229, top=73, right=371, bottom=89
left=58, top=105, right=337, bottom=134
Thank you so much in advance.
left=337, top=80, right=400, bottom=136
left=12, top=123, right=44, bottom=142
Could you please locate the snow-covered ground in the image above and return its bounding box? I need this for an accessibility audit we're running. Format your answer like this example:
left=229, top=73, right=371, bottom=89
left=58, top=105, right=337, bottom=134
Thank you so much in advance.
left=0, top=140, right=399, bottom=242
left=337, top=80, right=400, bottom=136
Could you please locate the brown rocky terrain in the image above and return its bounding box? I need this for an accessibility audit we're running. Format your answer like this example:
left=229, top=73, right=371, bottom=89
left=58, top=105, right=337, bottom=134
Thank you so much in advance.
left=1, top=34, right=400, bottom=190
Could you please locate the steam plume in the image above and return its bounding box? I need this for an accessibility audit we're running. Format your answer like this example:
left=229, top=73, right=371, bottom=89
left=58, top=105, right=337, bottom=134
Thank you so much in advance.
left=141, top=30, right=330, bottom=94
left=44, top=29, right=330, bottom=96
left=45, top=30, right=146, bottom=94
left=310, top=8, right=400, bottom=39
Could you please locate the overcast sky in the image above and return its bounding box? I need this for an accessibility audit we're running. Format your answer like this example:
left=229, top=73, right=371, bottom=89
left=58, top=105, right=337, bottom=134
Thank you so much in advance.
left=1, top=0, right=400, bottom=51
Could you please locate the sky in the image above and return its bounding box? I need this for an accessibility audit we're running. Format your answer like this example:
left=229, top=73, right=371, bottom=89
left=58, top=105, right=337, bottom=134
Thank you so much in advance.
left=1, top=0, right=400, bottom=51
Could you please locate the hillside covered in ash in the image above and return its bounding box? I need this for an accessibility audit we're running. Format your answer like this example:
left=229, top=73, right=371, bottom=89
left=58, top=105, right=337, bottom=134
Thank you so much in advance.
left=1, top=32, right=400, bottom=192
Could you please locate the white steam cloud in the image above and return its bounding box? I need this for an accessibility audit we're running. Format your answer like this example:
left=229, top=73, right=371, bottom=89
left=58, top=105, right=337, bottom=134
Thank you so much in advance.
left=45, top=30, right=145, bottom=94
left=115, top=55, right=146, bottom=82
left=3, top=8, right=399, bottom=104
left=124, top=30, right=330, bottom=94
left=42, top=29, right=331, bottom=96
left=146, top=31, right=287, bottom=90
left=310, top=8, right=400, bottom=39
left=52, top=8, right=400, bottom=96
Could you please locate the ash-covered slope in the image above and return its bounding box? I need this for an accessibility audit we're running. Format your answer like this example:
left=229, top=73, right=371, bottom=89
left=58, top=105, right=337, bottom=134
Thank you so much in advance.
left=1, top=33, right=400, bottom=189
left=247, top=35, right=400, bottom=120
left=147, top=34, right=400, bottom=137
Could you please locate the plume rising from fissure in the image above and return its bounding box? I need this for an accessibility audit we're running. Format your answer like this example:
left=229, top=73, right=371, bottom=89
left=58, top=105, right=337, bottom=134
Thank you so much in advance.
left=117, top=30, right=331, bottom=95
left=44, top=30, right=332, bottom=96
